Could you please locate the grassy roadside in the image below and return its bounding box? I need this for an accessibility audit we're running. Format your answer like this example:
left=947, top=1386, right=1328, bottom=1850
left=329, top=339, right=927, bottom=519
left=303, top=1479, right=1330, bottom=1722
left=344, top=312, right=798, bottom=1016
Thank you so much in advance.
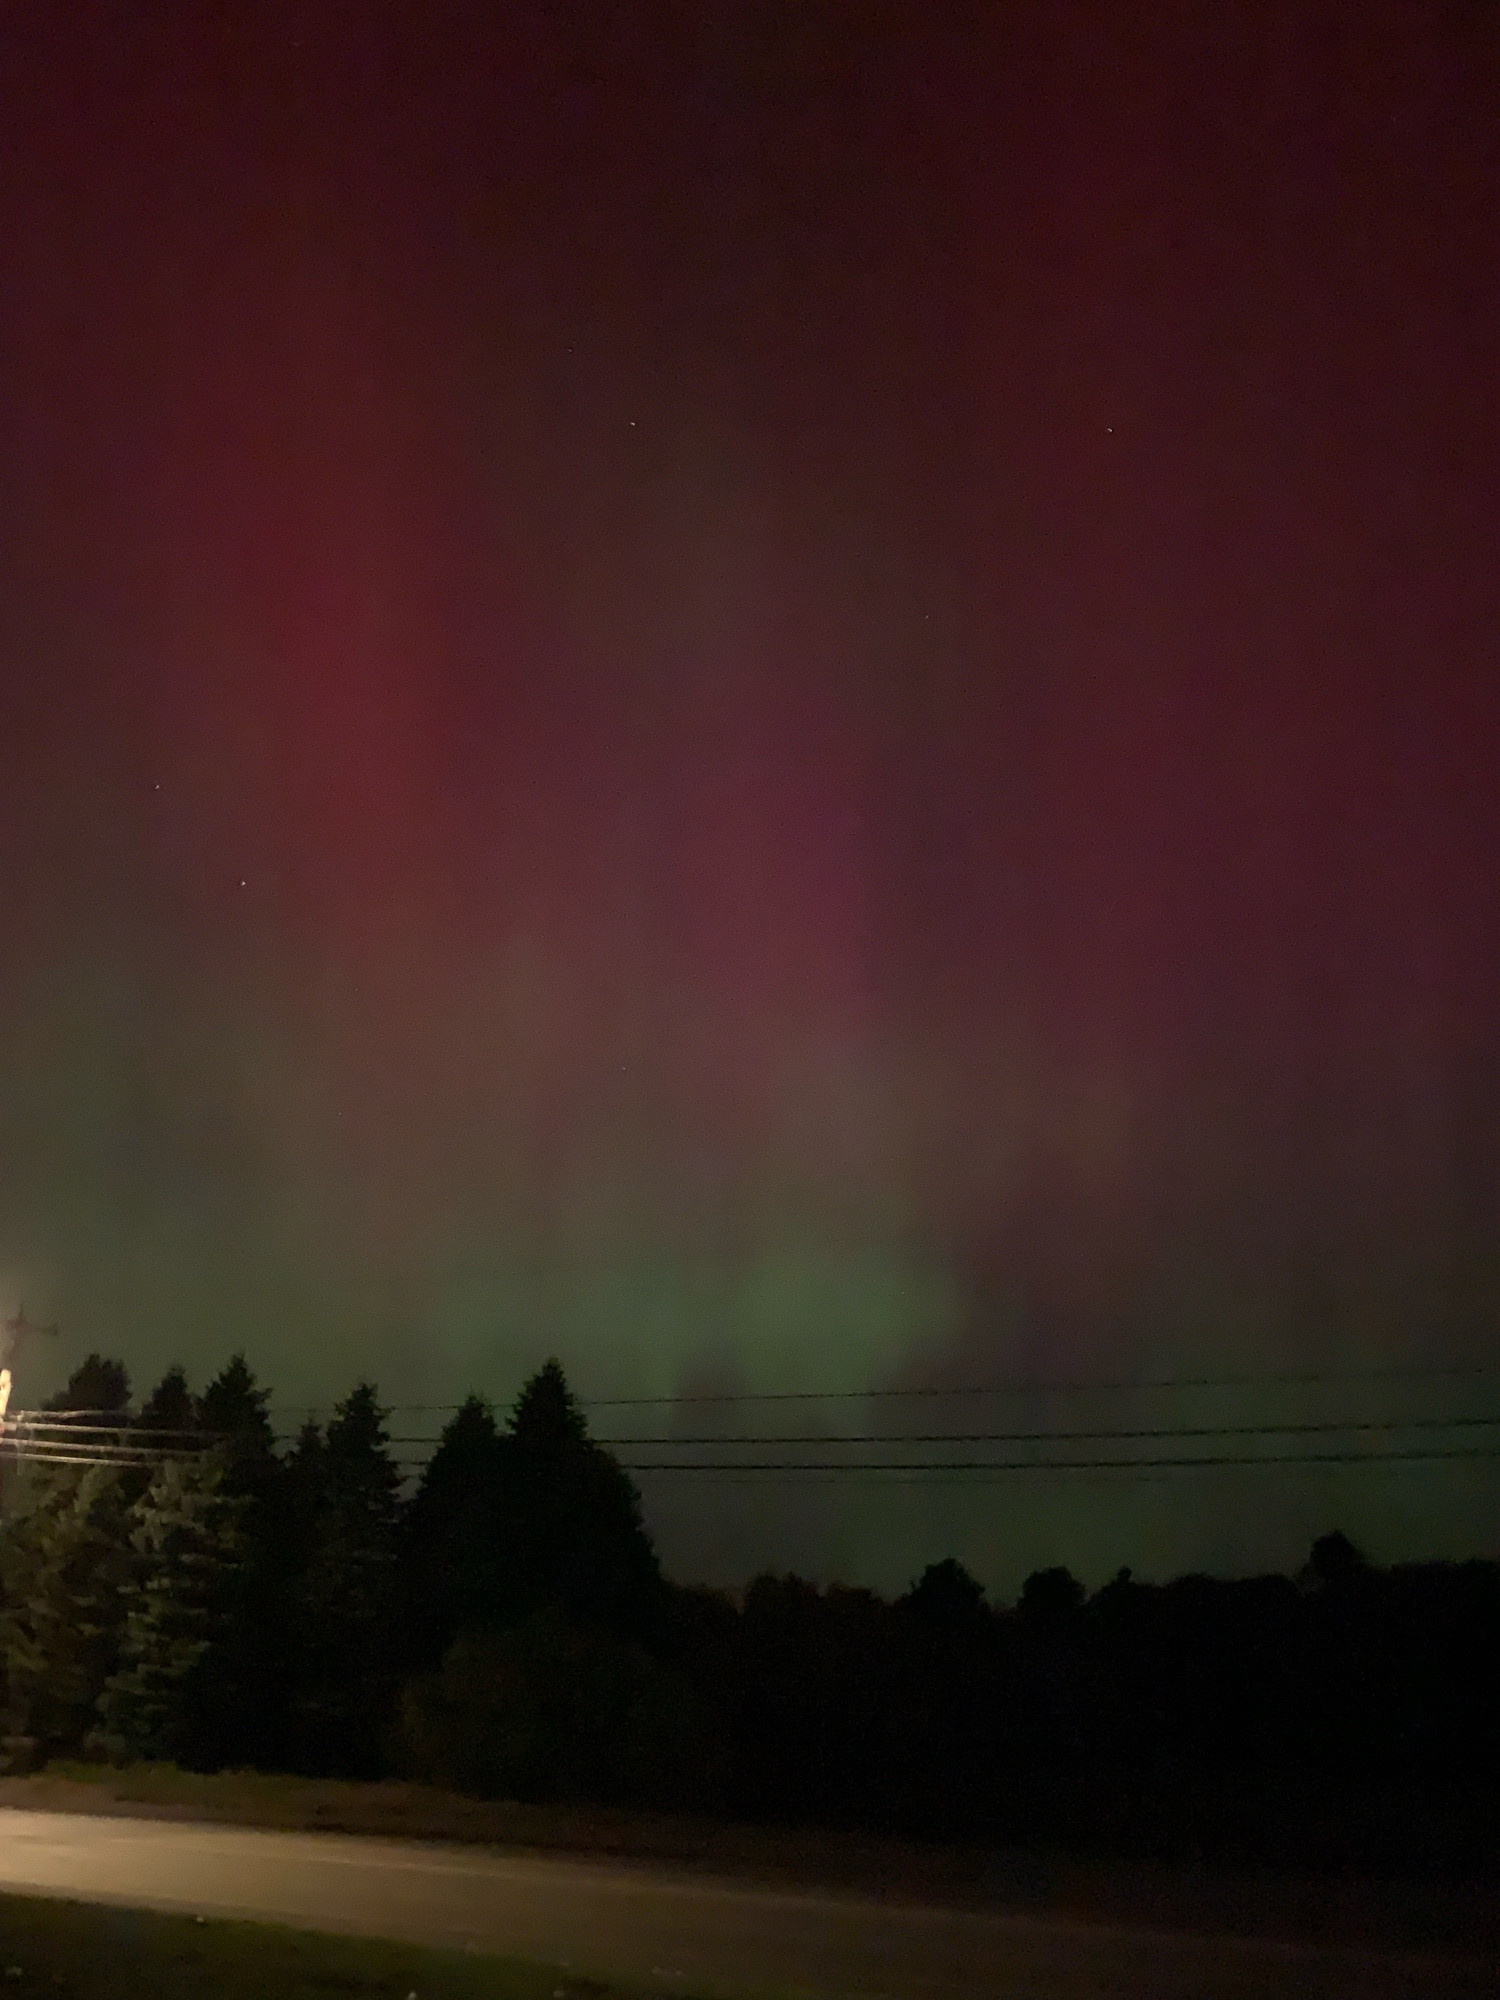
left=0, top=1892, right=671, bottom=2000
left=1, top=1762, right=1498, bottom=1960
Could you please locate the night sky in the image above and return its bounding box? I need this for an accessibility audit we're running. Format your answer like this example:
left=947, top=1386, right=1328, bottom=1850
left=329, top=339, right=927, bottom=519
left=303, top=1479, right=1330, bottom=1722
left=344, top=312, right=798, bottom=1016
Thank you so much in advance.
left=0, top=3, right=1496, bottom=1590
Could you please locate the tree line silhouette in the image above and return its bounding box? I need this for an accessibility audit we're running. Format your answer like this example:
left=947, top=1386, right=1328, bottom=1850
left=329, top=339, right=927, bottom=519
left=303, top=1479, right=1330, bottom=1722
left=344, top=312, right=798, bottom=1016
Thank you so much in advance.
left=2, top=1350, right=1497, bottom=1876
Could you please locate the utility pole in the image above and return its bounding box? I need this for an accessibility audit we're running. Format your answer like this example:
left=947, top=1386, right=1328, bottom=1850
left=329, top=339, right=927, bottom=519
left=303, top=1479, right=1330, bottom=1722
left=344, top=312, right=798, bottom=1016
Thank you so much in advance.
left=2, top=1304, right=58, bottom=1380
left=0, top=1308, right=58, bottom=1495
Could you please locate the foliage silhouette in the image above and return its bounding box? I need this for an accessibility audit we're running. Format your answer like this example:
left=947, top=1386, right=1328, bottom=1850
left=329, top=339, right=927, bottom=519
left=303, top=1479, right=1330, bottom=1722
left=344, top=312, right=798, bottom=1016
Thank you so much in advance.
left=501, top=1359, right=665, bottom=1641
left=0, top=1466, right=130, bottom=1765
left=291, top=1382, right=402, bottom=1776
left=398, top=1609, right=665, bottom=1803
left=397, top=1394, right=510, bottom=1667
left=91, top=1455, right=245, bottom=1763
left=45, top=1354, right=130, bottom=1415
left=5, top=1347, right=1499, bottom=1874
left=136, top=1365, right=197, bottom=1436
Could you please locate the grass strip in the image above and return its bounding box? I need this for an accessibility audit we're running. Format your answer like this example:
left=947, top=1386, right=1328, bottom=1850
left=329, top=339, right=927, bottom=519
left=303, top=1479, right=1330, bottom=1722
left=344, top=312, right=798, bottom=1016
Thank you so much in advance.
left=0, top=1891, right=670, bottom=2000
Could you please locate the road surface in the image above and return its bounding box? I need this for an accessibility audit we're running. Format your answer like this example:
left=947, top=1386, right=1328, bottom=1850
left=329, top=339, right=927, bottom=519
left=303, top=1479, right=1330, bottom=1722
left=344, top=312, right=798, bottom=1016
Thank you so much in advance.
left=0, top=1807, right=1492, bottom=1998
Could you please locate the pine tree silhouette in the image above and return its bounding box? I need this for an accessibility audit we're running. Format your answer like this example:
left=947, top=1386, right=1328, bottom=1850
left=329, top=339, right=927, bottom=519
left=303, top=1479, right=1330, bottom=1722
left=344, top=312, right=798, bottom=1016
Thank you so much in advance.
left=0, top=1467, right=130, bottom=1764
left=197, top=1354, right=275, bottom=1467
left=137, top=1364, right=197, bottom=1436
left=91, top=1456, right=245, bottom=1763
left=399, top=1395, right=510, bottom=1664
left=293, top=1383, right=402, bottom=1774
left=503, top=1359, right=664, bottom=1640
left=45, top=1354, right=130, bottom=1416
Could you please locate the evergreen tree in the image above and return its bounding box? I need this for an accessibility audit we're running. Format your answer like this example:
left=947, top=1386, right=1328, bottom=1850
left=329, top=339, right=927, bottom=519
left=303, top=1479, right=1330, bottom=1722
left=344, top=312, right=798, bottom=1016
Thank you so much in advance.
left=293, top=1382, right=402, bottom=1775
left=398, top=1395, right=509, bottom=1666
left=45, top=1354, right=130, bottom=1416
left=502, top=1360, right=664, bottom=1640
left=511, top=1360, right=588, bottom=1450
left=182, top=1354, right=285, bottom=1769
left=281, top=1417, right=328, bottom=1558
left=137, top=1365, right=197, bottom=1437
left=90, top=1455, right=245, bottom=1764
left=319, top=1383, right=402, bottom=1579
left=901, top=1558, right=988, bottom=1631
left=0, top=1466, right=130, bottom=1764
left=197, top=1353, right=276, bottom=1483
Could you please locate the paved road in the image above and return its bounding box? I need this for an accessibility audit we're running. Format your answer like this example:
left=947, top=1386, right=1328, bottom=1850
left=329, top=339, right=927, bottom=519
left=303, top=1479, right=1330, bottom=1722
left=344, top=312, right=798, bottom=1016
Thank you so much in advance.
left=0, top=1807, right=1493, bottom=1998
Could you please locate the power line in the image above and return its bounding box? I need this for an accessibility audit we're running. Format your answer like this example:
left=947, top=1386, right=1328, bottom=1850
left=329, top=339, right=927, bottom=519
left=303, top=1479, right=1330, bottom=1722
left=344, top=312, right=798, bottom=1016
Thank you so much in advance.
left=268, top=1362, right=1500, bottom=1419
left=0, top=1448, right=158, bottom=1470
left=572, top=1363, right=1500, bottom=1406
left=20, top=1407, right=1500, bottom=1477
left=0, top=1443, right=204, bottom=1468
left=1, top=1408, right=224, bottom=1475
left=10, top=1407, right=196, bottom=1422
left=6, top=1420, right=217, bottom=1443
left=604, top=1444, right=1500, bottom=1473
left=44, top=1362, right=1499, bottom=1429
left=533, top=1415, right=1500, bottom=1448
left=376, top=1414, right=1500, bottom=1449
left=376, top=1443, right=1500, bottom=1476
